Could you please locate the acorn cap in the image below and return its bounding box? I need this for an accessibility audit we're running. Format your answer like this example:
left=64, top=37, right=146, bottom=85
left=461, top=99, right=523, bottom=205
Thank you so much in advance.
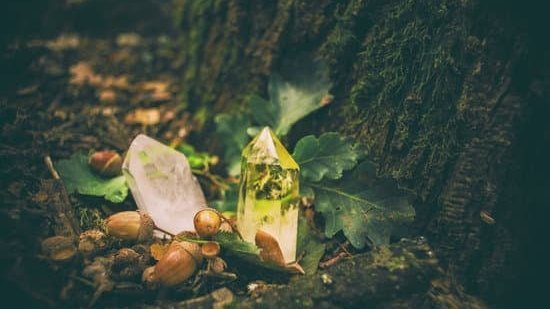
left=201, top=241, right=221, bottom=259
left=78, top=229, right=107, bottom=257
left=41, top=235, right=77, bottom=262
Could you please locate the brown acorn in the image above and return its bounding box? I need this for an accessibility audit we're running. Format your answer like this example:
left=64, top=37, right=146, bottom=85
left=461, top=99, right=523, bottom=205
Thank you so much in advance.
left=106, top=211, right=154, bottom=242
left=89, top=150, right=122, bottom=177
left=151, top=241, right=203, bottom=287
left=193, top=209, right=221, bottom=237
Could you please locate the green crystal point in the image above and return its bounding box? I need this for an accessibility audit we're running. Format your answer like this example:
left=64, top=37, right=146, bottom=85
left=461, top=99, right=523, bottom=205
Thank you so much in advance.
left=242, top=127, right=299, bottom=169
left=238, top=127, right=300, bottom=263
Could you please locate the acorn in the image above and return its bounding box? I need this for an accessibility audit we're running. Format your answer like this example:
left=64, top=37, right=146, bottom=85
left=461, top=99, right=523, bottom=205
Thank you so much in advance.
left=193, top=209, right=221, bottom=237
left=151, top=241, right=203, bottom=287
left=201, top=241, right=221, bottom=259
left=106, top=211, right=154, bottom=242
left=89, top=150, right=122, bottom=177
left=41, top=235, right=77, bottom=262
left=78, top=229, right=108, bottom=258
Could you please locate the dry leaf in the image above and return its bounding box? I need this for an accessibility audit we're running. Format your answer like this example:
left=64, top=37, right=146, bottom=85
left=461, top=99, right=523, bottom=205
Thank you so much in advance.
left=150, top=243, right=170, bottom=261
left=138, top=81, right=171, bottom=102
left=116, top=33, right=142, bottom=47
left=320, top=94, right=334, bottom=106
left=101, top=75, right=129, bottom=89
left=69, top=61, right=128, bottom=89
left=124, top=108, right=161, bottom=125
left=255, top=229, right=286, bottom=266
left=46, top=34, right=80, bottom=50
left=285, top=262, right=305, bottom=274
left=32, top=190, right=49, bottom=203
left=98, top=89, right=117, bottom=102
left=70, top=62, right=102, bottom=86
left=255, top=229, right=305, bottom=274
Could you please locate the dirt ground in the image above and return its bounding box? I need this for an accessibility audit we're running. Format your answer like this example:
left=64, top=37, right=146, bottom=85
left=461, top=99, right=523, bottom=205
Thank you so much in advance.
left=0, top=1, right=240, bottom=306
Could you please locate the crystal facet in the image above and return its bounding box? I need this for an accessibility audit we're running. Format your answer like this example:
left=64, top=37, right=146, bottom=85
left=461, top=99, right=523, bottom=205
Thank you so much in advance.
left=122, top=134, right=207, bottom=234
left=237, top=127, right=300, bottom=263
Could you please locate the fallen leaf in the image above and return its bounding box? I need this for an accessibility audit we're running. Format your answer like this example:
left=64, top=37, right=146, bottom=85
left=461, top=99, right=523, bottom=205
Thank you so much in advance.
left=101, top=75, right=129, bottom=89
left=480, top=211, right=496, bottom=225
left=98, top=89, right=117, bottom=102
left=254, top=229, right=286, bottom=266
left=46, top=34, right=80, bottom=51
left=32, top=190, right=49, bottom=203
left=320, top=94, right=334, bottom=106
left=56, top=153, right=128, bottom=203
left=116, top=33, right=142, bottom=47
left=124, top=108, right=161, bottom=125
left=17, top=85, right=39, bottom=95
left=285, top=262, right=305, bottom=274
left=8, top=182, right=23, bottom=197
left=138, top=81, right=171, bottom=102
left=69, top=62, right=128, bottom=89
left=70, top=62, right=102, bottom=86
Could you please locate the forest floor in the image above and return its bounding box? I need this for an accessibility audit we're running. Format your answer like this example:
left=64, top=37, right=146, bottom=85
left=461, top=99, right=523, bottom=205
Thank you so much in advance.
left=0, top=1, right=243, bottom=306
left=0, top=1, right=491, bottom=308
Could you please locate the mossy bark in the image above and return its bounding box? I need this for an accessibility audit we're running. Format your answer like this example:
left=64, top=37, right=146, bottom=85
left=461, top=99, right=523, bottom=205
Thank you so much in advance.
left=173, top=0, right=548, bottom=305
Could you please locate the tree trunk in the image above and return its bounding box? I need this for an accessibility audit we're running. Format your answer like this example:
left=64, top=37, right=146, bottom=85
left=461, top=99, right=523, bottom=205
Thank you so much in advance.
left=173, top=0, right=549, bottom=305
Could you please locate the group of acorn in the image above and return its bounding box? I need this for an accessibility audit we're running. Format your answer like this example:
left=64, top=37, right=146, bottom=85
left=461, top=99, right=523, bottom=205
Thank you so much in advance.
left=106, top=207, right=225, bottom=287
left=46, top=150, right=229, bottom=288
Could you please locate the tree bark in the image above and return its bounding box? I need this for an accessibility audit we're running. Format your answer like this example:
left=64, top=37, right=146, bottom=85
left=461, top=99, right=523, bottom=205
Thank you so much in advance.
left=173, top=0, right=549, bottom=305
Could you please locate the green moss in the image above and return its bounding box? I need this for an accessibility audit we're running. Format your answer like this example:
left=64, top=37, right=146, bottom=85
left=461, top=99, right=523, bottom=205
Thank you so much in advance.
left=75, top=206, right=106, bottom=232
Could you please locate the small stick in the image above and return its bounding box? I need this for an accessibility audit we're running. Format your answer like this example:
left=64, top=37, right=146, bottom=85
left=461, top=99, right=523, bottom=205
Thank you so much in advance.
left=153, top=225, right=175, bottom=238
left=216, top=211, right=244, bottom=240
left=44, top=155, right=60, bottom=180
left=319, top=252, right=348, bottom=269
left=198, top=270, right=237, bottom=281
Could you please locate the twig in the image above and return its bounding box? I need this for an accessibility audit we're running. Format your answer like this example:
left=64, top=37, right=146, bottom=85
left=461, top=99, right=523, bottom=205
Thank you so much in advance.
left=319, top=252, right=348, bottom=269
left=44, top=155, right=60, bottom=180
left=198, top=270, right=237, bottom=281
left=215, top=210, right=244, bottom=240
left=153, top=225, right=175, bottom=238
left=192, top=168, right=229, bottom=189
left=42, top=155, right=81, bottom=237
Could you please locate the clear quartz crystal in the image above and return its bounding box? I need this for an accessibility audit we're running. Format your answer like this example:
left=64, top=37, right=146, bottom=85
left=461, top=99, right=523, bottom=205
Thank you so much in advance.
left=237, top=127, right=300, bottom=263
left=122, top=134, right=207, bottom=234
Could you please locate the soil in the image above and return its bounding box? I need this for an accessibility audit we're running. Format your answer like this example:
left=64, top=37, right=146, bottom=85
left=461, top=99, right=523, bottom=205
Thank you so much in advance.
left=0, top=1, right=239, bottom=307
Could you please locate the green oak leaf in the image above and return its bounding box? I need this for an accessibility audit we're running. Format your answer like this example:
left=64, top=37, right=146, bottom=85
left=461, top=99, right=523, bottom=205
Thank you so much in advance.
left=297, top=216, right=325, bottom=275
left=178, top=231, right=260, bottom=258
left=250, top=73, right=331, bottom=136
left=56, top=152, right=128, bottom=203
left=214, top=231, right=260, bottom=258
left=293, top=132, right=359, bottom=182
left=214, top=113, right=251, bottom=176
left=301, top=160, right=414, bottom=248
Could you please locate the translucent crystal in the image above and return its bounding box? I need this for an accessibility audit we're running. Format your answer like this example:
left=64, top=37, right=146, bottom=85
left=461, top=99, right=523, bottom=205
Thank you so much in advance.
left=122, top=134, right=207, bottom=234
left=237, top=127, right=300, bottom=263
